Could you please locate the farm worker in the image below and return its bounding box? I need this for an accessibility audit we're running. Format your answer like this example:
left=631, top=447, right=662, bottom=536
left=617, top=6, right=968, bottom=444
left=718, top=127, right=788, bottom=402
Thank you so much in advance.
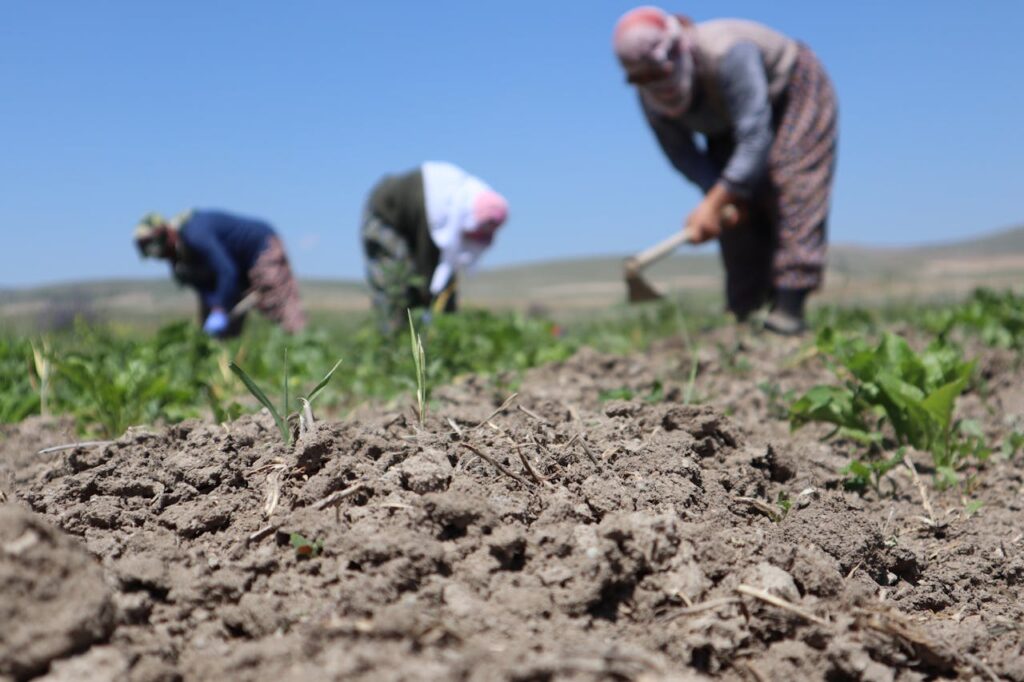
left=613, top=7, right=838, bottom=335
left=361, top=161, right=509, bottom=331
left=133, top=210, right=307, bottom=338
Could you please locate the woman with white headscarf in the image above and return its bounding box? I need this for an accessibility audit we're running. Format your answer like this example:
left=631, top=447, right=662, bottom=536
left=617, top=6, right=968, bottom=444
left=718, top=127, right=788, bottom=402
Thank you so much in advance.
left=613, top=7, right=838, bottom=334
left=361, top=162, right=509, bottom=331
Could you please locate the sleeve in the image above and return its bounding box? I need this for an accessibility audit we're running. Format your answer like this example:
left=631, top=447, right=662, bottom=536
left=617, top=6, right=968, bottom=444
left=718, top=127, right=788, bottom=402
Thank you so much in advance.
left=644, top=104, right=719, bottom=194
left=197, top=287, right=217, bottom=308
left=180, top=215, right=239, bottom=310
left=717, top=42, right=774, bottom=197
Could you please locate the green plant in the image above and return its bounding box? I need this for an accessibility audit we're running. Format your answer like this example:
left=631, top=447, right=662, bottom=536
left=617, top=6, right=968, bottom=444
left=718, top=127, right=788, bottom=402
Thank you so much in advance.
left=0, top=337, right=40, bottom=423
left=231, top=355, right=292, bottom=446
left=955, top=419, right=992, bottom=465
left=925, top=288, right=1024, bottom=352
left=1001, top=430, right=1024, bottom=459
left=56, top=323, right=201, bottom=437
left=0, top=337, right=41, bottom=421
left=716, top=340, right=751, bottom=375
left=598, top=387, right=635, bottom=402
left=598, top=380, right=665, bottom=404
left=669, top=302, right=702, bottom=405
left=758, top=381, right=796, bottom=420
left=230, top=353, right=343, bottom=446
left=776, top=491, right=792, bottom=516
left=0, top=299, right=727, bottom=432
left=808, top=305, right=878, bottom=334
left=30, top=339, right=51, bottom=417
left=408, top=310, right=428, bottom=424
left=790, top=329, right=976, bottom=487
left=843, top=449, right=906, bottom=493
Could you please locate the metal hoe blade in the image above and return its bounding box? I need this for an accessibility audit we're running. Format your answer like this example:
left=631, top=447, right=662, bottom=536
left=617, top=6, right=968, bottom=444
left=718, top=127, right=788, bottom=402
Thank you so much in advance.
left=625, top=270, right=665, bottom=303
left=622, top=204, right=738, bottom=305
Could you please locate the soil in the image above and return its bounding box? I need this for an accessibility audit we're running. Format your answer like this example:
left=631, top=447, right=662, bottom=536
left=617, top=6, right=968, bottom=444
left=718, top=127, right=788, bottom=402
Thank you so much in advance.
left=1, top=329, right=1022, bottom=681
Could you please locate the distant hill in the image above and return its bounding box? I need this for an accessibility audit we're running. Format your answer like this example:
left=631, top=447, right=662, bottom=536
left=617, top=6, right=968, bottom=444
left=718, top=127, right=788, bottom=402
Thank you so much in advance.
left=2, top=225, right=1022, bottom=330
left=917, top=224, right=1024, bottom=257
left=466, top=224, right=1024, bottom=307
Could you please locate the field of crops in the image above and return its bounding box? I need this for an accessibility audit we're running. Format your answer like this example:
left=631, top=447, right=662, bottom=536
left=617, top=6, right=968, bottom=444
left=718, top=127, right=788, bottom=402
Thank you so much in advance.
left=2, top=289, right=1024, bottom=680
left=0, top=301, right=729, bottom=438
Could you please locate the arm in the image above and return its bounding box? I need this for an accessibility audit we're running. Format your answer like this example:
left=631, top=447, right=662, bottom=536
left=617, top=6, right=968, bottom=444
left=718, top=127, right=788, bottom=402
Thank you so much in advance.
left=644, top=104, right=719, bottom=194
left=684, top=43, right=771, bottom=243
left=716, top=42, right=774, bottom=198
left=180, top=216, right=239, bottom=311
left=197, top=287, right=218, bottom=309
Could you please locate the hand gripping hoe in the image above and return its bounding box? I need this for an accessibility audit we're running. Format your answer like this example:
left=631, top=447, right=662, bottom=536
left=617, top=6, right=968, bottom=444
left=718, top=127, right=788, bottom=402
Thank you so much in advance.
left=623, top=204, right=737, bottom=303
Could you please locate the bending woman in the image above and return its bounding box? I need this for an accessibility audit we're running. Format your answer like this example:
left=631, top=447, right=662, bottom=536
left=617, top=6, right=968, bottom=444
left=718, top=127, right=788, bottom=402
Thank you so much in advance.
left=613, top=7, right=838, bottom=334
left=134, top=210, right=306, bottom=337
left=361, top=161, right=508, bottom=331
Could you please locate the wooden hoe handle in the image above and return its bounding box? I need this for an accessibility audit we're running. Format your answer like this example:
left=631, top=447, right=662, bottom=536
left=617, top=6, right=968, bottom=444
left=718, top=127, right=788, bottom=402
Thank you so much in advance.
left=624, top=204, right=738, bottom=274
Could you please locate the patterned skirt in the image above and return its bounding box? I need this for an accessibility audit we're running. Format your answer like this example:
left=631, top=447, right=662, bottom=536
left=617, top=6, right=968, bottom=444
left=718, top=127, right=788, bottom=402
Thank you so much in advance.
left=713, top=44, right=838, bottom=317
left=247, top=236, right=307, bottom=333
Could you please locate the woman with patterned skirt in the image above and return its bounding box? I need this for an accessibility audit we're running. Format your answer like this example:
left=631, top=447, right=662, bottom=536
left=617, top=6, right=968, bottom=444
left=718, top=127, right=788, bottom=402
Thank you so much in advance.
left=133, top=210, right=307, bottom=337
left=613, top=7, right=838, bottom=334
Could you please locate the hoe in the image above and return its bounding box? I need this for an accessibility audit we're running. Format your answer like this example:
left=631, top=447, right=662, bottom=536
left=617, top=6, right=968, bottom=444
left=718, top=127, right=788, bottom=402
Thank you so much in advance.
left=623, top=204, right=738, bottom=303
left=229, top=291, right=261, bottom=321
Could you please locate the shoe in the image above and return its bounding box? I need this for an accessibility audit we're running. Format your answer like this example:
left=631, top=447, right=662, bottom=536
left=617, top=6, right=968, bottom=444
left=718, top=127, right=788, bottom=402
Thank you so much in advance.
left=763, top=309, right=807, bottom=336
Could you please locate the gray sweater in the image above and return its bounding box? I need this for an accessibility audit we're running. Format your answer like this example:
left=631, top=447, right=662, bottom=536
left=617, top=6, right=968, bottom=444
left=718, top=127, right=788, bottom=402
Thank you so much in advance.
left=644, top=19, right=798, bottom=198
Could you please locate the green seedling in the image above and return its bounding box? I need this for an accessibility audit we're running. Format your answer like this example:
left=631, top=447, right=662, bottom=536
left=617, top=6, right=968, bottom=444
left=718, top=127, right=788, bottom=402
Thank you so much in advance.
left=646, top=379, right=665, bottom=403
left=59, top=350, right=189, bottom=438
left=407, top=310, right=428, bottom=425
left=964, top=499, right=984, bottom=517
left=30, top=339, right=51, bottom=417
left=231, top=356, right=292, bottom=445
left=716, top=340, right=751, bottom=375
left=809, top=305, right=878, bottom=333
left=791, top=330, right=976, bottom=488
left=289, top=532, right=323, bottom=558
left=230, top=352, right=343, bottom=446
left=955, top=419, right=992, bottom=464
left=926, top=288, right=1024, bottom=352
left=44, top=321, right=239, bottom=435
left=599, top=387, right=635, bottom=402
left=758, top=381, right=796, bottom=421
left=670, top=302, right=702, bottom=405
left=1001, top=431, right=1024, bottom=459
left=599, top=380, right=665, bottom=404
left=776, top=491, right=792, bottom=517
left=843, top=449, right=905, bottom=494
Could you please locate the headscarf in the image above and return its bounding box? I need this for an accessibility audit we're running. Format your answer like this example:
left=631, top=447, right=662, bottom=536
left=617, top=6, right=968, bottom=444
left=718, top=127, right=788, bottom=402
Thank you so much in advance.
left=473, top=189, right=509, bottom=228
left=133, top=210, right=192, bottom=259
left=133, top=212, right=169, bottom=258
left=421, top=162, right=508, bottom=295
left=612, top=6, right=696, bottom=117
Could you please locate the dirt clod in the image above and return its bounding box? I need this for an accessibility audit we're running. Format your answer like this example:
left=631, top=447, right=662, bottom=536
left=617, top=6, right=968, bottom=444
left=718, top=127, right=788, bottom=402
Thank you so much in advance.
left=0, top=504, right=115, bottom=681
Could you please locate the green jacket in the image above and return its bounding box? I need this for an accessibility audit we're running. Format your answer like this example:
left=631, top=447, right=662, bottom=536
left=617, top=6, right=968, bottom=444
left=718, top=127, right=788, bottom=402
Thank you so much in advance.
left=367, top=168, right=441, bottom=298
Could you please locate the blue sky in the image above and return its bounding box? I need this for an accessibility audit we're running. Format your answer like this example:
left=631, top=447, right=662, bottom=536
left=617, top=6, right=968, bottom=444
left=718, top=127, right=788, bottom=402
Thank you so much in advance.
left=2, top=1, right=1022, bottom=287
